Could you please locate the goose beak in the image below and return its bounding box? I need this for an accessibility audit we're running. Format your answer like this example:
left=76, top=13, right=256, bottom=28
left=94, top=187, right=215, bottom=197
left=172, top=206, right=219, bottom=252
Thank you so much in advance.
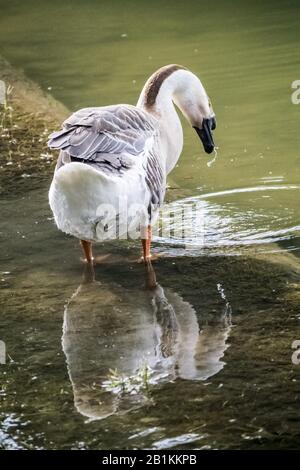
left=193, top=117, right=216, bottom=154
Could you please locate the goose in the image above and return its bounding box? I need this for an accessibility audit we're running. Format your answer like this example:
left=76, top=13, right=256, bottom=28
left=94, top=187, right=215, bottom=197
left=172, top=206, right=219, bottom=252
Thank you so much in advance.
left=48, top=64, right=216, bottom=263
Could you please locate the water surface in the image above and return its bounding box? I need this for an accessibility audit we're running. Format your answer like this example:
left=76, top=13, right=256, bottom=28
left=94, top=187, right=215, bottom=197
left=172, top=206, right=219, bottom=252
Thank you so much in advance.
left=0, top=0, right=300, bottom=450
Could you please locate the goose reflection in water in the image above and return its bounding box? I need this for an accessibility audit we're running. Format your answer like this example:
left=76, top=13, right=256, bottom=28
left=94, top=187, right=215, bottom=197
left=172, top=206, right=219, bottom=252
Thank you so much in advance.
left=62, top=261, right=232, bottom=420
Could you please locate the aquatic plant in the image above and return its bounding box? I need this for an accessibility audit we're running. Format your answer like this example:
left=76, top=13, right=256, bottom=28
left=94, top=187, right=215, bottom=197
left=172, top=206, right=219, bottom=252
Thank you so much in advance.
left=102, top=363, right=152, bottom=395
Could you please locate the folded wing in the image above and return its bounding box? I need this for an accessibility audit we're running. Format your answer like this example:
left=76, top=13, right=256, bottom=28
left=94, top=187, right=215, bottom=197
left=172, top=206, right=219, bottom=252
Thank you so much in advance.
left=48, top=104, right=165, bottom=209
left=48, top=104, right=158, bottom=161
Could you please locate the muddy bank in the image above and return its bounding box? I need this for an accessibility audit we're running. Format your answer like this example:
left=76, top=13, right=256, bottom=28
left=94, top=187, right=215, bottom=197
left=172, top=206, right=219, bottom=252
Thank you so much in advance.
left=0, top=56, right=68, bottom=196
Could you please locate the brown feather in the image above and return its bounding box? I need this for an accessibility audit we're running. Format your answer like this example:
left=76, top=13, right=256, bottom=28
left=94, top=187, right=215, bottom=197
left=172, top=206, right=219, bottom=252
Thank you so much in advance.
left=144, top=64, right=187, bottom=108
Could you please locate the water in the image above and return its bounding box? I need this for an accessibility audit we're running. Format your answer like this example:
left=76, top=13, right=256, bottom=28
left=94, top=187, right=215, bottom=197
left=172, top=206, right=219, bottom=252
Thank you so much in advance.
left=1, top=0, right=300, bottom=450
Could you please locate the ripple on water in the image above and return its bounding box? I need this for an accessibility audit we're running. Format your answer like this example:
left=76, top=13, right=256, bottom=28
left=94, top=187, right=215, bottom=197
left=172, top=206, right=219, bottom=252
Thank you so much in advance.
left=155, top=184, right=300, bottom=254
left=151, top=432, right=207, bottom=450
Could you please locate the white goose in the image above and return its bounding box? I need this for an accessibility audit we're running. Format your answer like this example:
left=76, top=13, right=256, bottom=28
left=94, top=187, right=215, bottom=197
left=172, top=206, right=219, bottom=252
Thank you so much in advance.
left=48, top=64, right=216, bottom=263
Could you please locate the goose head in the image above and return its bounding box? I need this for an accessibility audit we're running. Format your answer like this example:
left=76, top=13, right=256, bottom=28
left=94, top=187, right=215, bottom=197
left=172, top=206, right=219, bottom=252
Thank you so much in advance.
left=172, top=69, right=217, bottom=154
left=139, top=64, right=217, bottom=155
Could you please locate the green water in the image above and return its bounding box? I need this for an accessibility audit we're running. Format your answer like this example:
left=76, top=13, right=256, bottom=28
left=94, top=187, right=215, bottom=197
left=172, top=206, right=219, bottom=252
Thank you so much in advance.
left=1, top=0, right=300, bottom=449
left=1, top=0, right=300, bottom=195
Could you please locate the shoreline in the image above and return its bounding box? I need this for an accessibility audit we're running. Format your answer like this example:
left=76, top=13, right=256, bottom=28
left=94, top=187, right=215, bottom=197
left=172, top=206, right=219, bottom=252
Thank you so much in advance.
left=0, top=55, right=68, bottom=196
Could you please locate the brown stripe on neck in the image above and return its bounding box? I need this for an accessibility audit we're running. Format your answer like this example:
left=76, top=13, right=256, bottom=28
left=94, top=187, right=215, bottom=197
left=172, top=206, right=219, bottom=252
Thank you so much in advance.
left=144, top=64, right=187, bottom=108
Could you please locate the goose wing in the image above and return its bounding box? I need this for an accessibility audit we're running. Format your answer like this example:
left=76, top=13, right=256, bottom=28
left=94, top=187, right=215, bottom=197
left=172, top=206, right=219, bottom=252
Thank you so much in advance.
left=48, top=104, right=164, bottom=208
left=48, top=104, right=157, bottom=163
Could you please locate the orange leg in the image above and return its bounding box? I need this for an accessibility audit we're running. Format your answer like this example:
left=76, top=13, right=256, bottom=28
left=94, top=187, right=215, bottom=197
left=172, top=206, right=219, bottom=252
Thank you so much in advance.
left=80, top=240, right=93, bottom=264
left=141, top=225, right=152, bottom=262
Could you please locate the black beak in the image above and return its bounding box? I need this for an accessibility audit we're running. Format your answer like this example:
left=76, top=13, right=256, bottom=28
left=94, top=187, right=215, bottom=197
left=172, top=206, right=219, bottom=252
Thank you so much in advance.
left=193, top=117, right=216, bottom=154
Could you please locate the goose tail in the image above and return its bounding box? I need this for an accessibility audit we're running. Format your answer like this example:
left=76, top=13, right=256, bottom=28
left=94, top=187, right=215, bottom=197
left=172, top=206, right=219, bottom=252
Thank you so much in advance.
left=49, top=162, right=118, bottom=241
